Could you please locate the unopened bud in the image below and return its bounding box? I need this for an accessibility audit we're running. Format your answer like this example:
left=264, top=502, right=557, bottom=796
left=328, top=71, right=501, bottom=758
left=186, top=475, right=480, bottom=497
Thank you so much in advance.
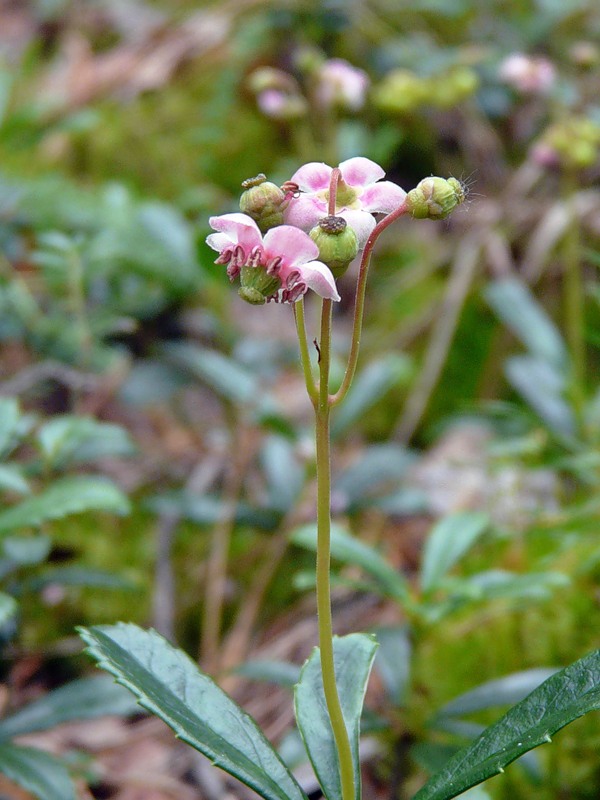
left=309, top=216, right=359, bottom=279
left=240, top=175, right=287, bottom=232
left=406, top=177, right=465, bottom=220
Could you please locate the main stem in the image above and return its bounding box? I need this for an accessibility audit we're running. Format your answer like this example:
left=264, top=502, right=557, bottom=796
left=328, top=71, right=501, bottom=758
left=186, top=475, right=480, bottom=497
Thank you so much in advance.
left=315, top=298, right=355, bottom=800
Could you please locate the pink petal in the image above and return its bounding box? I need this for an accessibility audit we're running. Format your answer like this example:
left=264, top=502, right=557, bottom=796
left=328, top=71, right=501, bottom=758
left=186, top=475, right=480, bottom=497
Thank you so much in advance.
left=339, top=157, right=385, bottom=188
left=283, top=194, right=328, bottom=233
left=263, top=225, right=320, bottom=269
left=360, top=181, right=407, bottom=213
left=298, top=261, right=341, bottom=301
left=289, top=161, right=332, bottom=192
left=208, top=213, right=262, bottom=251
left=340, top=208, right=377, bottom=249
left=206, top=232, right=233, bottom=252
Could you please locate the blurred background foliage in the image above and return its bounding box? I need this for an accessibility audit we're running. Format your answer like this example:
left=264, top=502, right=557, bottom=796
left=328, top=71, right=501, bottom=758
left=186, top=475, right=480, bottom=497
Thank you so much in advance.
left=0, top=0, right=600, bottom=798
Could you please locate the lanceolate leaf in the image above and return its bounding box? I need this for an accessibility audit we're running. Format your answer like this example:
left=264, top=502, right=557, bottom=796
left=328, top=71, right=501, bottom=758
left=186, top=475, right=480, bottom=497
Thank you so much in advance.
left=294, top=633, right=378, bottom=800
left=0, top=743, right=76, bottom=800
left=79, top=624, right=308, bottom=800
left=412, top=649, right=600, bottom=800
left=420, top=512, right=489, bottom=593
left=0, top=476, right=130, bottom=534
left=0, top=675, right=139, bottom=741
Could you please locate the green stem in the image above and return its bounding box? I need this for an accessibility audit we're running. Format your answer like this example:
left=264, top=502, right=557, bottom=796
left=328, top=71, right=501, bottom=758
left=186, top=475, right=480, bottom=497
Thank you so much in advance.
left=315, top=298, right=355, bottom=800
left=563, top=171, right=585, bottom=422
left=332, top=199, right=408, bottom=406
left=294, top=298, right=318, bottom=406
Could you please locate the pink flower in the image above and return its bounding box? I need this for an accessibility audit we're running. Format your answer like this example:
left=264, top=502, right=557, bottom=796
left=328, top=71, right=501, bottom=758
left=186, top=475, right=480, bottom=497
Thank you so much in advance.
left=499, top=53, right=556, bottom=94
left=283, top=157, right=406, bottom=247
left=315, top=59, right=370, bottom=111
left=206, top=213, right=340, bottom=304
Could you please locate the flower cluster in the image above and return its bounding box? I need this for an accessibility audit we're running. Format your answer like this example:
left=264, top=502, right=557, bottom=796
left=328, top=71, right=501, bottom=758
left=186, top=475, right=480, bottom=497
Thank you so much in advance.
left=206, top=158, right=465, bottom=305
left=207, top=156, right=406, bottom=304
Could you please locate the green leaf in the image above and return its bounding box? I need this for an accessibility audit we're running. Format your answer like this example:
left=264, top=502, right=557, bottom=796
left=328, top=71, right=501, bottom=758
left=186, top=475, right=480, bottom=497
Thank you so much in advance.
left=0, top=743, right=76, bottom=800
left=332, top=445, right=414, bottom=513
left=0, top=464, right=30, bottom=495
left=373, top=626, right=411, bottom=705
left=37, top=416, right=134, bottom=469
left=505, top=355, right=575, bottom=438
left=16, top=565, right=136, bottom=595
left=420, top=513, right=489, bottom=593
left=436, top=669, right=557, bottom=718
left=2, top=534, right=52, bottom=566
left=294, top=634, right=378, bottom=800
left=163, top=342, right=258, bottom=405
left=234, top=660, right=301, bottom=688
left=332, top=355, right=411, bottom=437
left=0, top=397, right=20, bottom=458
left=412, top=649, right=600, bottom=800
left=485, top=279, right=568, bottom=371
left=0, top=675, right=138, bottom=741
left=291, top=525, right=410, bottom=603
left=0, top=591, right=18, bottom=636
left=79, top=623, right=307, bottom=800
left=0, top=476, right=130, bottom=534
left=261, top=435, right=304, bottom=514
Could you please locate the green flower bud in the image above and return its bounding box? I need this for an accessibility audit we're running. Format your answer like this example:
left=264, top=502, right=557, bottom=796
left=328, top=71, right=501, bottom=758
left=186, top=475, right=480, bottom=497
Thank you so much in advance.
left=406, top=176, right=465, bottom=220
left=372, top=69, right=428, bottom=114
left=238, top=264, right=281, bottom=305
left=309, top=216, right=359, bottom=279
left=240, top=174, right=287, bottom=232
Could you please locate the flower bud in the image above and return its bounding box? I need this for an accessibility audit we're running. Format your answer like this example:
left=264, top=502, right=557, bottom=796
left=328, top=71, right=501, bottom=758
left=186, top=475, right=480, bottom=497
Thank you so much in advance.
left=240, top=175, right=287, bottom=232
left=406, top=177, right=465, bottom=220
left=372, top=69, right=428, bottom=114
left=309, top=216, right=359, bottom=279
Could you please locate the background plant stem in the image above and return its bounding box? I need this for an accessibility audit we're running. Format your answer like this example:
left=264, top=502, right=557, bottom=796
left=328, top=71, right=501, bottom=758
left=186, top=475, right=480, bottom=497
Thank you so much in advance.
left=563, top=170, right=585, bottom=422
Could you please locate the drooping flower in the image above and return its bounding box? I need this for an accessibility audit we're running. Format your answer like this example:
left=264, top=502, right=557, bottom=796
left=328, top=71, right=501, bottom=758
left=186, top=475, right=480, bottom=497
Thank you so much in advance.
left=283, top=157, right=406, bottom=248
left=314, top=59, right=370, bottom=111
left=206, top=213, right=340, bottom=305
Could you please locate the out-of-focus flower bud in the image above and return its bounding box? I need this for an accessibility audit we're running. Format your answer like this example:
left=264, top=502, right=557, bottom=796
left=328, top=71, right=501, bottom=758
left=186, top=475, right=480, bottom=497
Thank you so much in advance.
left=372, top=69, right=429, bottom=114
left=406, top=177, right=465, bottom=220
left=498, top=53, right=556, bottom=95
left=429, top=67, right=480, bottom=108
left=569, top=41, right=600, bottom=69
left=248, top=67, right=307, bottom=120
left=240, top=174, right=288, bottom=232
left=309, top=215, right=359, bottom=279
left=533, top=116, right=600, bottom=170
left=314, top=59, right=370, bottom=112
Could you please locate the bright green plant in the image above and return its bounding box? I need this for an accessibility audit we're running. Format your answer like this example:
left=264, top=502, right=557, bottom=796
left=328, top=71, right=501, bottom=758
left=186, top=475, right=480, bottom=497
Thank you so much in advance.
left=0, top=397, right=138, bottom=798
left=79, top=161, right=600, bottom=800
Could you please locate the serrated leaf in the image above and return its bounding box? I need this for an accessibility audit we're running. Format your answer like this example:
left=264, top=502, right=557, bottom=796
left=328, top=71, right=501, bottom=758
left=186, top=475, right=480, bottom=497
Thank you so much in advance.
left=420, top=513, right=489, bottom=593
left=291, top=525, right=410, bottom=603
left=0, top=476, right=130, bottom=534
left=294, top=634, right=378, bottom=800
left=0, top=675, right=138, bottom=741
left=436, top=669, right=558, bottom=717
left=0, top=743, right=76, bottom=800
left=79, top=623, right=307, bottom=800
left=412, top=649, right=600, bottom=800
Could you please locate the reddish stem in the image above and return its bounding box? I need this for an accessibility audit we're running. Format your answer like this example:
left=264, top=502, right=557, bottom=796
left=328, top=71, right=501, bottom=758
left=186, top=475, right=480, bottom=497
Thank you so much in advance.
left=328, top=168, right=341, bottom=216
